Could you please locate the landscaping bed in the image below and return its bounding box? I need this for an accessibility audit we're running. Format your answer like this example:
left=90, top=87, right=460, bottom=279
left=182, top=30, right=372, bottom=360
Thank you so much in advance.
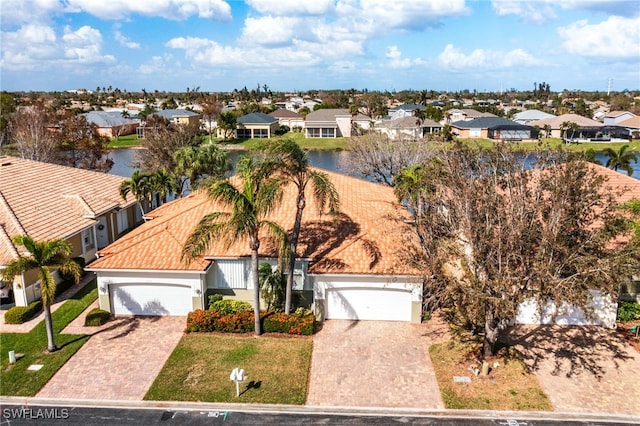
left=145, top=334, right=312, bottom=404
left=0, top=280, right=97, bottom=396
left=617, top=320, right=640, bottom=352
left=429, top=339, right=552, bottom=411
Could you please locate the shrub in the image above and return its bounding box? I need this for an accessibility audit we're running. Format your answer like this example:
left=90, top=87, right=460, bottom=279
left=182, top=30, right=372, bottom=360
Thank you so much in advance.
left=84, top=308, right=112, bottom=326
left=208, top=293, right=223, bottom=308
left=4, top=300, right=42, bottom=324
left=209, top=299, right=253, bottom=315
left=617, top=301, right=640, bottom=322
left=186, top=309, right=315, bottom=335
left=56, top=257, right=85, bottom=297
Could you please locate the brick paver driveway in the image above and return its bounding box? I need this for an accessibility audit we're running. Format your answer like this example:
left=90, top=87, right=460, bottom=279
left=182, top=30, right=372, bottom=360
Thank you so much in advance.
left=503, top=325, right=640, bottom=415
left=37, top=307, right=184, bottom=400
left=307, top=319, right=449, bottom=408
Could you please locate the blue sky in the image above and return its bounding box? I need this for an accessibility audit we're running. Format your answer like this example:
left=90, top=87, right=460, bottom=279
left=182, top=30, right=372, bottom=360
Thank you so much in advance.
left=1, top=0, right=639, bottom=93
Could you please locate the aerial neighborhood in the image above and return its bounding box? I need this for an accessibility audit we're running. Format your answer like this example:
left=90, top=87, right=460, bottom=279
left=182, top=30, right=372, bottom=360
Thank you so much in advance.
left=1, top=85, right=639, bottom=418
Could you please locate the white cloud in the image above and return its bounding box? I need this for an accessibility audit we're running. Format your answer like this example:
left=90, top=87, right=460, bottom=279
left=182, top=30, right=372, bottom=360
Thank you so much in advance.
left=558, top=16, right=640, bottom=58
left=138, top=54, right=174, bottom=74
left=246, top=0, right=334, bottom=15
left=64, top=0, right=232, bottom=21
left=0, top=0, right=62, bottom=27
left=114, top=30, right=141, bottom=49
left=491, top=1, right=557, bottom=24
left=385, top=45, right=412, bottom=69
left=62, top=25, right=116, bottom=63
left=356, top=0, right=468, bottom=30
left=437, top=44, right=538, bottom=69
left=240, top=16, right=301, bottom=46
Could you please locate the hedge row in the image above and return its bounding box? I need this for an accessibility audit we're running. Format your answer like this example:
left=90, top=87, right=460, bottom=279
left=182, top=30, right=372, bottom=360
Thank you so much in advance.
left=4, top=300, right=43, bottom=324
left=84, top=308, right=112, bottom=326
left=186, top=309, right=315, bottom=335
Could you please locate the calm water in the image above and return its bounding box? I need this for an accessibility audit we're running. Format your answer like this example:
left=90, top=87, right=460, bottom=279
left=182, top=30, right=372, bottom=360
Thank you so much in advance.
left=107, top=148, right=640, bottom=181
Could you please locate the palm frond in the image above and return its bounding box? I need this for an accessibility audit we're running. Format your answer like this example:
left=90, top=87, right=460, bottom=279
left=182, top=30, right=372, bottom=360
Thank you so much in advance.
left=310, top=171, right=340, bottom=215
left=181, top=212, right=231, bottom=262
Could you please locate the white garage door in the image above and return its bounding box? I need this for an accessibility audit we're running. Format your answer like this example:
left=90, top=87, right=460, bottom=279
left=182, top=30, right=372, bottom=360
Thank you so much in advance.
left=325, top=287, right=412, bottom=321
left=110, top=283, right=192, bottom=316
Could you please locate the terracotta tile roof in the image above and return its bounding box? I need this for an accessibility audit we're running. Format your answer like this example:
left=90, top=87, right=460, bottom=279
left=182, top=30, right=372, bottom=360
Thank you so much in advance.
left=89, top=168, right=419, bottom=275
left=588, top=163, right=640, bottom=203
left=619, top=116, right=640, bottom=129
left=0, top=156, right=135, bottom=264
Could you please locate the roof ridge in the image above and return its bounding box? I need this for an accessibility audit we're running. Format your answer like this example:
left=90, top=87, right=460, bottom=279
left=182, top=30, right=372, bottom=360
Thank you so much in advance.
left=63, top=194, right=97, bottom=217
left=0, top=190, right=27, bottom=236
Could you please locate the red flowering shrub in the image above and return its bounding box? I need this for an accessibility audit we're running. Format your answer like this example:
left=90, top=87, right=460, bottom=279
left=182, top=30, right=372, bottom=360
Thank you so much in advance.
left=186, top=309, right=315, bottom=335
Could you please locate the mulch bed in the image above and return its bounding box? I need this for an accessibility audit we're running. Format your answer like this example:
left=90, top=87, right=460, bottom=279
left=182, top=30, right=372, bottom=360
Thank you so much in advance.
left=617, top=320, right=640, bottom=352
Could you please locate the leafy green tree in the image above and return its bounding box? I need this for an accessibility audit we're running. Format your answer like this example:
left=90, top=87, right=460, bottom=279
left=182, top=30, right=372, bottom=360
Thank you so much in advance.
left=182, top=155, right=289, bottom=335
left=3, top=236, right=82, bottom=352
left=602, top=144, right=638, bottom=176
left=258, top=139, right=340, bottom=314
left=217, top=111, right=237, bottom=141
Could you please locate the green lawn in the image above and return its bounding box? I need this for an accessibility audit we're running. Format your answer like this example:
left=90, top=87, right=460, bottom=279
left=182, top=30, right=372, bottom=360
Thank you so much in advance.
left=457, top=138, right=640, bottom=154
left=0, top=280, right=97, bottom=396
left=107, top=134, right=140, bottom=148
left=145, top=334, right=312, bottom=404
left=219, top=132, right=348, bottom=151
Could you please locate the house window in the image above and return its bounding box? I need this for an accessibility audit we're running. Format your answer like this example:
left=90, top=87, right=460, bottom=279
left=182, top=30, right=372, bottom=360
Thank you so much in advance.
left=321, top=128, right=335, bottom=138
left=82, top=228, right=95, bottom=252
left=307, top=128, right=320, bottom=138
left=116, top=209, right=129, bottom=234
left=237, top=128, right=251, bottom=138
left=254, top=128, right=268, bottom=138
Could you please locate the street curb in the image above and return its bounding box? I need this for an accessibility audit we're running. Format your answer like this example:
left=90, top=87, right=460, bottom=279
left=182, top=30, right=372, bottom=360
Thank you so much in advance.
left=1, top=397, right=638, bottom=423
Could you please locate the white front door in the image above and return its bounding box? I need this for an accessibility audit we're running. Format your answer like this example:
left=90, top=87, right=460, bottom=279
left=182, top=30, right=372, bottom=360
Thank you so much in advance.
left=96, top=217, right=109, bottom=249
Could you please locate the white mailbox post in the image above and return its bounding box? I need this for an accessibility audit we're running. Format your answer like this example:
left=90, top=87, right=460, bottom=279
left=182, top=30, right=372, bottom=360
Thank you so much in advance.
left=230, top=367, right=246, bottom=397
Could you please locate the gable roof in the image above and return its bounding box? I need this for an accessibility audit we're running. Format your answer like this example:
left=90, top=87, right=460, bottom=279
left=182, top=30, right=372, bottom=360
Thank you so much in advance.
left=451, top=117, right=532, bottom=130
left=605, top=111, right=636, bottom=119
left=0, top=156, right=135, bottom=265
left=237, top=112, right=278, bottom=125
left=529, top=113, right=603, bottom=128
left=618, top=116, right=640, bottom=129
left=269, top=109, right=302, bottom=119
left=154, top=109, right=200, bottom=119
left=383, top=116, right=442, bottom=129
left=305, top=108, right=351, bottom=122
left=88, top=168, right=419, bottom=276
left=512, top=110, right=555, bottom=121
left=83, top=111, right=139, bottom=127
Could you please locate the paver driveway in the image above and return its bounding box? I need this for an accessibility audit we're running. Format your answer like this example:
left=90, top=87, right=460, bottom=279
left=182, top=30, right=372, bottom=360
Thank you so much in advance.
left=307, top=319, right=449, bottom=408
left=503, top=325, right=640, bottom=415
left=37, top=304, right=185, bottom=400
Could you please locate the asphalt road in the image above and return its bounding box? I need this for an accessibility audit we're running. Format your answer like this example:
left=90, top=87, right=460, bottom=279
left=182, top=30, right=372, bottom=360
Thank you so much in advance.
left=0, top=405, right=637, bottom=426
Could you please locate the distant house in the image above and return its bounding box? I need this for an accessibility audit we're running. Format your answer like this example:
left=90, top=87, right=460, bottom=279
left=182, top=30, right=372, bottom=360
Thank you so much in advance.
left=603, top=111, right=636, bottom=126
left=446, top=108, right=497, bottom=123
left=451, top=117, right=538, bottom=141
left=236, top=112, right=280, bottom=139
left=0, top=157, right=139, bottom=307
left=528, top=113, right=629, bottom=141
left=153, top=109, right=200, bottom=127
left=269, top=109, right=305, bottom=130
left=388, top=104, right=425, bottom=120
left=83, top=111, right=139, bottom=138
left=512, top=109, right=555, bottom=125
left=618, top=116, right=640, bottom=138
left=376, top=116, right=441, bottom=140
left=305, top=109, right=372, bottom=138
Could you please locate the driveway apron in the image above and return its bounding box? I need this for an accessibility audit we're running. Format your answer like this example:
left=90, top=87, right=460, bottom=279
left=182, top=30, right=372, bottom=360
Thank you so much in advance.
left=307, top=319, right=449, bottom=408
left=37, top=311, right=185, bottom=400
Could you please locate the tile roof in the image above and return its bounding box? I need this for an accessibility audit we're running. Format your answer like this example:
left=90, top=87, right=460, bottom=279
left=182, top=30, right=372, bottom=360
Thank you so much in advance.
left=452, top=117, right=532, bottom=130
left=237, top=112, right=278, bottom=125
left=383, top=116, right=441, bottom=129
left=88, top=168, right=419, bottom=276
left=529, top=113, right=603, bottom=128
left=83, top=111, right=139, bottom=127
left=618, top=116, right=640, bottom=129
left=269, top=109, right=302, bottom=119
left=0, top=156, right=135, bottom=264
left=154, top=109, right=200, bottom=119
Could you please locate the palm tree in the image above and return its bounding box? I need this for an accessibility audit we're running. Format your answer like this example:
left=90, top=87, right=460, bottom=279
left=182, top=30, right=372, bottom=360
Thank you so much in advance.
left=543, top=124, right=552, bottom=138
left=150, top=168, right=177, bottom=204
left=602, top=144, right=638, bottom=176
left=119, top=170, right=153, bottom=220
left=560, top=121, right=579, bottom=143
left=259, top=139, right=340, bottom=314
left=182, top=155, right=288, bottom=335
left=173, top=144, right=230, bottom=196
left=3, top=236, right=82, bottom=352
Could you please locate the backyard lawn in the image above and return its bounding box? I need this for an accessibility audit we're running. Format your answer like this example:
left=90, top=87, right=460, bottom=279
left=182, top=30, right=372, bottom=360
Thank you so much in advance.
left=0, top=280, right=97, bottom=396
left=107, top=134, right=140, bottom=148
left=430, top=339, right=552, bottom=411
left=145, top=334, right=312, bottom=404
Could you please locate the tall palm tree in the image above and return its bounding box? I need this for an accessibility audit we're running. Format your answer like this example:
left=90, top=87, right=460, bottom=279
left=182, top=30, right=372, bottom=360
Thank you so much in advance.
left=182, top=155, right=288, bottom=335
left=602, top=144, right=638, bottom=176
left=173, top=144, right=230, bottom=196
left=3, top=236, right=82, bottom=352
left=260, top=139, right=340, bottom=314
left=150, top=168, right=177, bottom=204
left=120, top=170, right=153, bottom=220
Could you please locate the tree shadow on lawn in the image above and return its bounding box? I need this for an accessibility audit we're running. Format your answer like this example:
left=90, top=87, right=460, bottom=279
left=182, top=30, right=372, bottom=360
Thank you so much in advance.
left=500, top=325, right=635, bottom=380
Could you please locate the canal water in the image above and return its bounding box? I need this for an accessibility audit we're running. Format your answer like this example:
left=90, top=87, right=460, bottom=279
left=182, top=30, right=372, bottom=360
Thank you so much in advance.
left=108, top=148, right=640, bottom=181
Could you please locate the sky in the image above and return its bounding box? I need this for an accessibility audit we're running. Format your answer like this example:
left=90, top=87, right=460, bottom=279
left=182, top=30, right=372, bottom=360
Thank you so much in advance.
left=1, top=0, right=639, bottom=94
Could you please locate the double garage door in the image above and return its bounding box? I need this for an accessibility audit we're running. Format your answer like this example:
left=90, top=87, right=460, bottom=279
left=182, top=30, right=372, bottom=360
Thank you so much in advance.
left=110, top=283, right=192, bottom=316
left=325, top=286, right=412, bottom=321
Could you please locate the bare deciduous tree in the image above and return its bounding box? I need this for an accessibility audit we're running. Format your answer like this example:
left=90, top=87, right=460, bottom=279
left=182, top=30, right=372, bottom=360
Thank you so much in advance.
left=198, top=94, right=223, bottom=144
left=396, top=143, right=638, bottom=358
left=56, top=112, right=113, bottom=172
left=340, top=133, right=434, bottom=186
left=136, top=115, right=200, bottom=172
left=8, top=102, right=58, bottom=162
